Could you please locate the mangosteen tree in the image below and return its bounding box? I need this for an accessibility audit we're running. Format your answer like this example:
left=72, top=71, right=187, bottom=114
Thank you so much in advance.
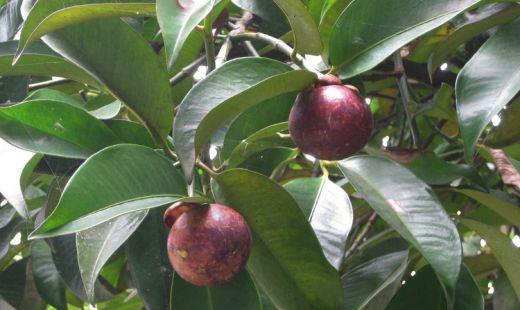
left=0, top=0, right=519, bottom=309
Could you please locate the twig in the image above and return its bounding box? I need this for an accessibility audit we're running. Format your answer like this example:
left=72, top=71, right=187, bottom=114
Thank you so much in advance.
left=344, top=212, right=377, bottom=259
left=215, top=37, right=233, bottom=68
left=393, top=51, right=421, bottom=147
left=28, top=77, right=71, bottom=91
left=196, top=159, right=217, bottom=177
left=169, top=55, right=206, bottom=86
left=215, top=11, right=254, bottom=67
left=242, top=41, right=259, bottom=57
left=203, top=19, right=216, bottom=73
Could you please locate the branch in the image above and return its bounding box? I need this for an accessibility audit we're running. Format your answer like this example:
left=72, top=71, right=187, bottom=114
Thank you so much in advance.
left=203, top=19, right=216, bottom=73
left=393, top=51, right=421, bottom=147
left=344, top=211, right=378, bottom=259
left=169, top=55, right=206, bottom=86
left=28, top=77, right=71, bottom=91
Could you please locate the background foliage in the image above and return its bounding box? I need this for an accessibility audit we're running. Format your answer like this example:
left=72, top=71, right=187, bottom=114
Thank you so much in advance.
left=0, top=0, right=519, bottom=309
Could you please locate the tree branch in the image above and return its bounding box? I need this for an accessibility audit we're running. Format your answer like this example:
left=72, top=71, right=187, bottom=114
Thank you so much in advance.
left=169, top=55, right=206, bottom=86
left=344, top=212, right=378, bottom=259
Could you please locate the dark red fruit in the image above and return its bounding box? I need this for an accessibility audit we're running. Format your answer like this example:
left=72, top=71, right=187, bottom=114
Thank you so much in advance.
left=289, top=75, right=373, bottom=160
left=164, top=202, right=251, bottom=286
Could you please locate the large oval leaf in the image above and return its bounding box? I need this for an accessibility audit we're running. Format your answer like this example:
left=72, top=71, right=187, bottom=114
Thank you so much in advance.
left=126, top=208, right=172, bottom=310
left=0, top=99, right=120, bottom=158
left=173, top=57, right=315, bottom=181
left=338, top=156, right=462, bottom=296
left=342, top=250, right=408, bottom=310
left=453, top=265, right=484, bottom=310
left=157, top=0, right=214, bottom=71
left=77, top=211, right=147, bottom=302
left=0, top=41, right=100, bottom=87
left=30, top=144, right=187, bottom=238
left=221, top=92, right=295, bottom=160
left=428, top=3, right=520, bottom=76
left=271, top=0, right=323, bottom=55
left=330, top=0, right=481, bottom=78
left=170, top=271, right=261, bottom=310
left=212, top=169, right=343, bottom=310
left=284, top=176, right=353, bottom=269
left=16, top=2, right=156, bottom=60
left=461, top=219, right=520, bottom=300
left=0, top=137, right=40, bottom=218
left=17, top=0, right=174, bottom=142
left=31, top=240, right=67, bottom=310
left=455, top=18, right=520, bottom=161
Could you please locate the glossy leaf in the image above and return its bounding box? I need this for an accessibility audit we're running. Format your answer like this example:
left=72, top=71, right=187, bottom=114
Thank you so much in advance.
left=0, top=100, right=120, bottom=158
left=126, top=208, right=172, bottom=310
left=77, top=211, right=147, bottom=302
left=227, top=122, right=293, bottom=168
left=50, top=235, right=112, bottom=302
left=170, top=271, right=261, bottom=310
left=461, top=219, right=520, bottom=300
left=319, top=0, right=351, bottom=56
left=271, top=0, right=323, bottom=55
left=212, top=169, right=343, bottom=310
left=338, top=156, right=462, bottom=294
left=0, top=259, right=26, bottom=308
left=17, top=0, right=174, bottom=142
left=0, top=215, right=23, bottom=259
left=221, top=92, right=295, bottom=160
left=25, top=88, right=84, bottom=108
left=157, top=0, right=214, bottom=71
left=454, top=265, right=484, bottom=310
left=16, top=3, right=156, bottom=61
left=0, top=206, right=16, bottom=229
left=0, top=41, right=100, bottom=87
left=429, top=3, right=520, bottom=76
left=386, top=265, right=445, bottom=310
left=31, top=144, right=187, bottom=238
left=330, top=0, right=481, bottom=78
left=174, top=57, right=316, bottom=181
left=486, top=99, right=520, bottom=148
left=0, top=137, right=39, bottom=218
left=284, top=176, right=353, bottom=269
left=104, top=120, right=156, bottom=148
left=455, top=189, right=520, bottom=227
left=31, top=240, right=67, bottom=310
left=342, top=250, right=408, bottom=310
left=456, top=18, right=520, bottom=161
left=237, top=147, right=296, bottom=176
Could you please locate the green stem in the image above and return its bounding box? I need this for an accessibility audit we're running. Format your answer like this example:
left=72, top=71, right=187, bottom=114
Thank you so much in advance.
left=203, top=19, right=216, bottom=73
left=393, top=51, right=421, bottom=147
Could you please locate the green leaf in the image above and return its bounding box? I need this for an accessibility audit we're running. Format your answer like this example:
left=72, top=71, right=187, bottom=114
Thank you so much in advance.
left=456, top=18, right=520, bottom=161
left=237, top=147, right=296, bottom=176
left=0, top=41, right=100, bottom=88
left=104, top=120, right=156, bottom=148
left=157, top=0, right=214, bottom=71
left=318, top=0, right=351, bottom=57
left=0, top=137, right=40, bottom=218
left=0, top=99, right=120, bottom=158
left=0, top=214, right=23, bottom=259
left=271, top=0, right=323, bottom=55
left=0, top=205, right=16, bottom=229
left=493, top=270, right=520, bottom=310
left=212, top=169, right=343, bottom=310
left=221, top=92, right=295, bottom=160
left=0, top=0, right=22, bottom=42
left=170, top=271, right=262, bottom=310
left=17, top=0, right=174, bottom=142
left=342, top=250, right=408, bottom=310
left=330, top=0, right=481, bottom=78
left=126, top=208, right=172, bottom=310
left=386, top=265, right=445, bottom=310
left=0, top=259, right=26, bottom=308
left=429, top=3, right=520, bottom=76
left=455, top=189, right=520, bottom=227
left=174, top=57, right=316, bottom=181
left=30, top=144, right=187, bottom=238
left=77, top=211, right=147, bottom=302
left=453, top=265, right=484, bottom=310
left=461, top=219, right=520, bottom=300
left=227, top=122, right=293, bottom=168
left=25, top=88, right=84, bottom=108
left=16, top=3, right=156, bottom=61
left=486, top=99, right=520, bottom=148
left=284, top=176, right=353, bottom=269
left=31, top=240, right=67, bottom=310
left=50, top=235, right=112, bottom=302
left=338, top=156, right=462, bottom=295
